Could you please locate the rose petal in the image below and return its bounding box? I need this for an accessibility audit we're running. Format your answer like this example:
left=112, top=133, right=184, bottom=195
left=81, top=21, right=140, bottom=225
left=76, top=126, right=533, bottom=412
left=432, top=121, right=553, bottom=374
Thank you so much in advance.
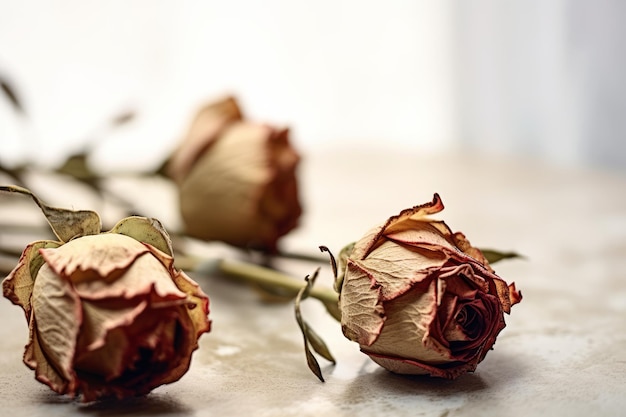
left=445, top=293, right=505, bottom=363
left=339, top=260, right=385, bottom=346
left=508, top=282, right=522, bottom=307
left=25, top=263, right=82, bottom=395
left=353, top=240, right=447, bottom=300
left=40, top=234, right=151, bottom=282
left=72, top=250, right=186, bottom=302
left=74, top=299, right=177, bottom=381
left=75, top=302, right=196, bottom=401
left=151, top=306, right=197, bottom=385
left=452, top=231, right=494, bottom=272
left=24, top=319, right=76, bottom=393
left=364, top=351, right=477, bottom=379
left=74, top=323, right=130, bottom=383
left=438, top=263, right=485, bottom=295
left=385, top=219, right=458, bottom=252
left=365, top=279, right=453, bottom=364
left=76, top=299, right=147, bottom=353
left=436, top=293, right=459, bottom=338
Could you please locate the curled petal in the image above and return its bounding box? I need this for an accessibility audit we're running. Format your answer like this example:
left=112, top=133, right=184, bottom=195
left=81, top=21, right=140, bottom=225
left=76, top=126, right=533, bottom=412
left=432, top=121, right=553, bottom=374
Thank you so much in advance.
left=451, top=231, right=494, bottom=272
left=2, top=240, right=60, bottom=318
left=508, top=282, right=522, bottom=308
left=39, top=234, right=151, bottom=283
left=77, top=299, right=148, bottom=354
left=386, top=219, right=457, bottom=252
left=352, top=193, right=445, bottom=260
left=170, top=269, right=212, bottom=339
left=71, top=250, right=186, bottom=302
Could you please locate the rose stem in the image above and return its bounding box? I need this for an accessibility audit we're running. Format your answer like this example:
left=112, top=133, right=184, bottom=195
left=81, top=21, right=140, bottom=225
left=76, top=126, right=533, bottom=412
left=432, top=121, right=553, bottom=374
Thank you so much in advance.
left=176, top=255, right=338, bottom=306
left=272, top=250, right=328, bottom=264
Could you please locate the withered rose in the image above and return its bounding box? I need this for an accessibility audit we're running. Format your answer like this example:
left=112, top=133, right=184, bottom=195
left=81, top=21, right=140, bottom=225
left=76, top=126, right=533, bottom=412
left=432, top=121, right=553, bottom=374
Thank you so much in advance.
left=2, top=201, right=210, bottom=401
left=336, top=194, right=521, bottom=378
left=167, top=96, right=302, bottom=251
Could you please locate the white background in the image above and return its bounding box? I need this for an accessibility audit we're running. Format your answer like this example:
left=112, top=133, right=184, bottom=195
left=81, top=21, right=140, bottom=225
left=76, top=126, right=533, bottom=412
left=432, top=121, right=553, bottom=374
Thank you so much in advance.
left=1, top=0, right=624, bottom=172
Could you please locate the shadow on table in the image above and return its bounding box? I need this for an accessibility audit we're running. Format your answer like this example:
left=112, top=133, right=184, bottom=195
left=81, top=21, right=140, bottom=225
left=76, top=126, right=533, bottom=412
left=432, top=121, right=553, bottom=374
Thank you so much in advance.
left=344, top=368, right=487, bottom=400
left=36, top=391, right=192, bottom=416
left=340, top=350, right=526, bottom=404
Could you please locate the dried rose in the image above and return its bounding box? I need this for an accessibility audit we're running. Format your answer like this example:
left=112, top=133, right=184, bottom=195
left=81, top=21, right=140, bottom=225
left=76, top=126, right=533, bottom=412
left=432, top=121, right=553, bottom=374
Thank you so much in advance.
left=335, top=194, right=521, bottom=378
left=1, top=186, right=210, bottom=401
left=166, top=96, right=302, bottom=251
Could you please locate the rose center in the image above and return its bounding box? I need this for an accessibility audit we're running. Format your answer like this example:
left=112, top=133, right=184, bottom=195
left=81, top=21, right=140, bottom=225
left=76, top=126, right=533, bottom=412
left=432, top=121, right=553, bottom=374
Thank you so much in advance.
left=455, top=305, right=482, bottom=340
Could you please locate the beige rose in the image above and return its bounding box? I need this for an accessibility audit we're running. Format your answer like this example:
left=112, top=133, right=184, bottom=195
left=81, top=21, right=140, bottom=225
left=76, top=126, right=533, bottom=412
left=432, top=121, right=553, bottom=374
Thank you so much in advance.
left=167, top=96, right=302, bottom=251
left=337, top=194, right=521, bottom=378
left=2, top=208, right=210, bottom=401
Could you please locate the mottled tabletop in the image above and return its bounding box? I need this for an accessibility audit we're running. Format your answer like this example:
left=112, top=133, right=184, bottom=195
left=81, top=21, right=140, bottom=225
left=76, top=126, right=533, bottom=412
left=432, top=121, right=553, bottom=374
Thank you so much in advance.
left=1, top=148, right=625, bottom=416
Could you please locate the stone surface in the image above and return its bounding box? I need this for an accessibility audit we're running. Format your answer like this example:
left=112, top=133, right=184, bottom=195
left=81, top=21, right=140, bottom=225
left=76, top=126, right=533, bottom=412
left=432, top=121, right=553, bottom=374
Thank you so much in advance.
left=1, top=148, right=625, bottom=416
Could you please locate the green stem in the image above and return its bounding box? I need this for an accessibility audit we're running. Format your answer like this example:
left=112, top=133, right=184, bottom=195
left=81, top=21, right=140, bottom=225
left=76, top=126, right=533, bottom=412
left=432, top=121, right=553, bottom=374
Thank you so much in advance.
left=176, top=255, right=339, bottom=309
left=219, top=259, right=338, bottom=306
left=273, top=250, right=328, bottom=264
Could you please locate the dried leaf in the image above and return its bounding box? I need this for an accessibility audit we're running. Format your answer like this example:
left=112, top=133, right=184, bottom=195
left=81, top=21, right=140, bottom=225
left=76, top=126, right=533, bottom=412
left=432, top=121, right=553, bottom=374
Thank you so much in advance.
left=0, top=185, right=101, bottom=242
left=294, top=268, right=335, bottom=382
left=111, top=110, right=136, bottom=126
left=479, top=249, right=524, bottom=264
left=109, top=216, right=173, bottom=256
left=304, top=323, right=335, bottom=363
left=56, top=153, right=98, bottom=183
left=304, top=341, right=323, bottom=382
left=0, top=77, right=24, bottom=114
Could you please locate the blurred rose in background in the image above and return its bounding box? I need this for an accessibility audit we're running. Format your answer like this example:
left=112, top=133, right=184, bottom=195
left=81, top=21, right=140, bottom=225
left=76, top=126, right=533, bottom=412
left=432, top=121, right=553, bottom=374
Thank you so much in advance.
left=167, top=96, right=301, bottom=251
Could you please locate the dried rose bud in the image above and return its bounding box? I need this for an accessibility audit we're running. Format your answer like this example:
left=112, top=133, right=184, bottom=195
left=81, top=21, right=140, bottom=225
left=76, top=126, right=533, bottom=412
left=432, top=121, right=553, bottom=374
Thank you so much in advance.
left=1, top=186, right=210, bottom=401
left=167, top=96, right=302, bottom=251
left=336, top=194, right=521, bottom=378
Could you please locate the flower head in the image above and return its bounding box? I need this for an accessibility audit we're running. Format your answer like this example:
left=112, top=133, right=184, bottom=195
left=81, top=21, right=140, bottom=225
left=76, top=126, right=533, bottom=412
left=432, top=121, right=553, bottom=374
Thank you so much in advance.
left=167, top=96, right=302, bottom=251
left=1, top=186, right=210, bottom=401
left=337, top=194, right=521, bottom=378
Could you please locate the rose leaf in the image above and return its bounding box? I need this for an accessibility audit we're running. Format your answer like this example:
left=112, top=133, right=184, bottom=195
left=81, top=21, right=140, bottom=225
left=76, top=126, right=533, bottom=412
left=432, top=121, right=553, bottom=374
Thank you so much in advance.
left=0, top=185, right=101, bottom=242
left=294, top=268, right=335, bottom=382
